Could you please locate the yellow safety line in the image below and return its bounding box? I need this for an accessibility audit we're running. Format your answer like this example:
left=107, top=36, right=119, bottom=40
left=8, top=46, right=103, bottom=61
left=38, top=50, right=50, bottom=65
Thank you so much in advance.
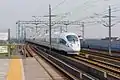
left=7, top=58, right=23, bottom=80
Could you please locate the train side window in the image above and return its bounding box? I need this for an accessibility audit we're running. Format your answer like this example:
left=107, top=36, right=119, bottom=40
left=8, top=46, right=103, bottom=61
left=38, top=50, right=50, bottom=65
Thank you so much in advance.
left=59, top=38, right=66, bottom=45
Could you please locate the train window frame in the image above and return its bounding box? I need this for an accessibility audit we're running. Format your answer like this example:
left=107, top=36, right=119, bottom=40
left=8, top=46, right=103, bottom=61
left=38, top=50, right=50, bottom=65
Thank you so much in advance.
left=59, top=38, right=66, bottom=45
left=66, top=35, right=78, bottom=42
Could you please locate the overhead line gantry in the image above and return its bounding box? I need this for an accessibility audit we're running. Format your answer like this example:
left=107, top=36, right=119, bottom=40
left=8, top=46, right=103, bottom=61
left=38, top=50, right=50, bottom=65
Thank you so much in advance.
left=16, top=20, right=82, bottom=43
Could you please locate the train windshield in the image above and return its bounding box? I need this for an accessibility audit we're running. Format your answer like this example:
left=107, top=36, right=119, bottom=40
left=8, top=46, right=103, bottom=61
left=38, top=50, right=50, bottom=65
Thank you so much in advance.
left=66, top=35, right=78, bottom=42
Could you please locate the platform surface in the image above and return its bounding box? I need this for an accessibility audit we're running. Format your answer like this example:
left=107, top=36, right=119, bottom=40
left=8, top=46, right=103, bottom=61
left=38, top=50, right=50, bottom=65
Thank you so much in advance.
left=23, top=57, right=66, bottom=80
left=0, top=59, right=9, bottom=80
left=0, top=46, right=67, bottom=80
left=7, top=58, right=24, bottom=80
left=23, top=58, right=51, bottom=80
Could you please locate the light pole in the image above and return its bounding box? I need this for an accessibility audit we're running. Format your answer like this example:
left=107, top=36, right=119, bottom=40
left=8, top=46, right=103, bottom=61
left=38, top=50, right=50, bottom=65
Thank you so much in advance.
left=102, top=6, right=116, bottom=55
left=49, top=4, right=52, bottom=53
left=43, top=5, right=57, bottom=53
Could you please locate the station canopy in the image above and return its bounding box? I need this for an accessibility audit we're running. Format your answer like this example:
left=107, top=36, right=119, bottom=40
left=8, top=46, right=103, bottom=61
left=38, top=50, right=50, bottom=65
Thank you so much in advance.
left=0, top=33, right=8, bottom=41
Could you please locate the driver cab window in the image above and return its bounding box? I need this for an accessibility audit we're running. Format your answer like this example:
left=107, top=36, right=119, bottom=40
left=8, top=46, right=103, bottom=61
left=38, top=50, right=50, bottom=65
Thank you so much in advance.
left=66, top=35, right=78, bottom=42
left=59, top=38, right=66, bottom=45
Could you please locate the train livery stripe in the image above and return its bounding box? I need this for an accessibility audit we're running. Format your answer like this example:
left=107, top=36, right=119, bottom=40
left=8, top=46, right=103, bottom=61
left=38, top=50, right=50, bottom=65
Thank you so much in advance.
left=7, top=58, right=23, bottom=80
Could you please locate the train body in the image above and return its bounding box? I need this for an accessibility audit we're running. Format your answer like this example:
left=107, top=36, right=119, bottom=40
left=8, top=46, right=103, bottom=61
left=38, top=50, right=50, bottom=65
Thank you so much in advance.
left=33, top=32, right=81, bottom=54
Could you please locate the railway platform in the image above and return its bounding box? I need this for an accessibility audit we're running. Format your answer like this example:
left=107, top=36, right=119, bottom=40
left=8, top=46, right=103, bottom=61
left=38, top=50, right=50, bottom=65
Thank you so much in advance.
left=0, top=46, right=66, bottom=80
left=23, top=57, right=66, bottom=80
left=0, top=59, right=9, bottom=80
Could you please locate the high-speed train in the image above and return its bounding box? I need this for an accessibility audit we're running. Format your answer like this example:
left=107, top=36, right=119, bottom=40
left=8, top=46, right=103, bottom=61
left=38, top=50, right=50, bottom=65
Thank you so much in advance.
left=34, top=32, right=81, bottom=55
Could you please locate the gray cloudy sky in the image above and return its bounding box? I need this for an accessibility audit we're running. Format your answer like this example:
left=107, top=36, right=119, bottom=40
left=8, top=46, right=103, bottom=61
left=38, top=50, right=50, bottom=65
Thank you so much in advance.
left=0, top=0, right=120, bottom=38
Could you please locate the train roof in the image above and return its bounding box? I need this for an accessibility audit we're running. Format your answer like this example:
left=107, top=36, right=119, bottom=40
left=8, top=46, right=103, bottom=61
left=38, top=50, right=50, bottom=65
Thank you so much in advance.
left=55, top=32, right=77, bottom=36
left=36, top=32, right=78, bottom=39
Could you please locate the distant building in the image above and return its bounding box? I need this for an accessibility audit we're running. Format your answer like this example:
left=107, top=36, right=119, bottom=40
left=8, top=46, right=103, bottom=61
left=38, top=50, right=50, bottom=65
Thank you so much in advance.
left=0, top=33, right=8, bottom=41
left=0, top=33, right=8, bottom=45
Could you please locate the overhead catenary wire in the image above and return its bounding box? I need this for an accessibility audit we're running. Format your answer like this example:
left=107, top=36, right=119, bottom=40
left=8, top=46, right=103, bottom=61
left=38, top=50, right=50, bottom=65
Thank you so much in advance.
left=63, top=0, right=120, bottom=25
left=31, top=0, right=120, bottom=38
left=75, top=6, right=120, bottom=25
left=35, top=0, right=120, bottom=23
left=52, top=0, right=97, bottom=21
left=43, top=0, right=110, bottom=24
left=57, top=0, right=109, bottom=21
left=52, top=0, right=67, bottom=11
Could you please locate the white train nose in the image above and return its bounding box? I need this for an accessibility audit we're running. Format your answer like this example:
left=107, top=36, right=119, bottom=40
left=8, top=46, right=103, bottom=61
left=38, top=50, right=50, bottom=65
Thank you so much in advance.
left=70, top=43, right=80, bottom=51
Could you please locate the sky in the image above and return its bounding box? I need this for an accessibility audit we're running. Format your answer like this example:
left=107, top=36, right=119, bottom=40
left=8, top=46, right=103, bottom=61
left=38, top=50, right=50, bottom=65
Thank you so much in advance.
left=0, top=0, right=120, bottom=38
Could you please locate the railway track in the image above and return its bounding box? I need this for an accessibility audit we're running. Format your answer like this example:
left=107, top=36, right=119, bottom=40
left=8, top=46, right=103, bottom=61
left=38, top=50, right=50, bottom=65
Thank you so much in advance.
left=25, top=44, right=71, bottom=80
left=24, top=44, right=33, bottom=57
left=36, top=45, right=120, bottom=80
left=72, top=55, right=120, bottom=79
left=77, top=54, right=120, bottom=70
left=20, top=44, right=33, bottom=57
left=26, top=42, right=120, bottom=80
left=33, top=45, right=99, bottom=80
left=81, top=49, right=120, bottom=66
left=79, top=49, right=120, bottom=79
left=82, top=53, right=120, bottom=66
left=82, top=49, right=120, bottom=60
